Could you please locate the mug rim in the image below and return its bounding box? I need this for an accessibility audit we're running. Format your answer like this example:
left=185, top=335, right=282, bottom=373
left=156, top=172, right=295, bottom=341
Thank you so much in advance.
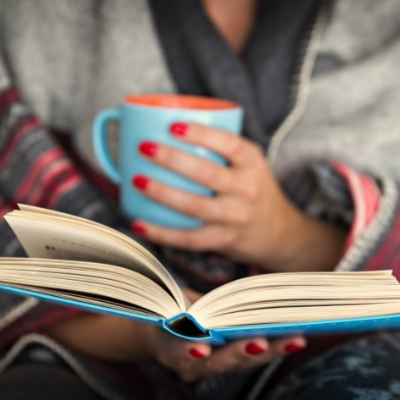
left=124, top=94, right=240, bottom=111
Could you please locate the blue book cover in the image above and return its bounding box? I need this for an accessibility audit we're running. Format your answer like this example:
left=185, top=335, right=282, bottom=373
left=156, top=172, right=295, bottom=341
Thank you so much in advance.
left=1, top=205, right=400, bottom=345
left=1, top=283, right=400, bottom=345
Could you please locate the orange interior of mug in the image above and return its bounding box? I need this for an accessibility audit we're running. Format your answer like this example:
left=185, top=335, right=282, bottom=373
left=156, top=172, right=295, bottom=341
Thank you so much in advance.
left=125, top=94, right=238, bottom=110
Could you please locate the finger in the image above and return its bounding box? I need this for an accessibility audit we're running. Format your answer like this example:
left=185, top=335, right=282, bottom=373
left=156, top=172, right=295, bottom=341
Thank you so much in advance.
left=170, top=122, right=264, bottom=168
left=131, top=220, right=233, bottom=252
left=256, top=335, right=307, bottom=363
left=138, top=141, right=235, bottom=193
left=132, top=175, right=250, bottom=225
left=172, top=339, right=212, bottom=363
left=165, top=337, right=212, bottom=383
left=203, top=335, right=306, bottom=376
left=132, top=174, right=222, bottom=222
left=202, top=337, right=268, bottom=376
left=155, top=329, right=212, bottom=371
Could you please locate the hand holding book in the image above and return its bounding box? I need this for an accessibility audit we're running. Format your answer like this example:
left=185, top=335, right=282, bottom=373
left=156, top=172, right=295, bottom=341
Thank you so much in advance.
left=145, top=315, right=305, bottom=383
left=43, top=287, right=306, bottom=382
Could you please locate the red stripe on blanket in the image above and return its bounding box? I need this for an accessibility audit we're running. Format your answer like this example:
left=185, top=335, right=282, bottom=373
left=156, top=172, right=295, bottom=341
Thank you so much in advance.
left=332, top=162, right=380, bottom=254
left=22, top=160, right=68, bottom=205
left=28, top=163, right=82, bottom=208
left=0, top=87, right=20, bottom=116
left=51, top=130, right=119, bottom=201
left=45, top=174, right=82, bottom=209
left=363, top=198, right=400, bottom=275
left=13, top=148, right=65, bottom=203
left=0, top=116, right=40, bottom=170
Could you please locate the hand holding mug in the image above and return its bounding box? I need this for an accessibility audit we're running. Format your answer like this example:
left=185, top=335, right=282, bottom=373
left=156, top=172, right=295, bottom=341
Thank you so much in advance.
left=93, top=94, right=243, bottom=229
left=131, top=122, right=302, bottom=269
left=145, top=288, right=306, bottom=382
left=93, top=94, right=346, bottom=272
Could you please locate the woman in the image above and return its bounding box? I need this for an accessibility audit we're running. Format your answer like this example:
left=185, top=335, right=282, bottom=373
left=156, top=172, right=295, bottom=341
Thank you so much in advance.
left=1, top=0, right=400, bottom=399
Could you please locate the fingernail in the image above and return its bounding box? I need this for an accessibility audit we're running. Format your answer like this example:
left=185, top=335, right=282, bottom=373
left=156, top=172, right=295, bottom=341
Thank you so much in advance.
left=139, top=141, right=158, bottom=157
left=132, top=175, right=149, bottom=190
left=131, top=222, right=146, bottom=235
left=284, top=343, right=304, bottom=354
left=189, top=348, right=206, bottom=359
left=170, top=122, right=188, bottom=136
left=245, top=343, right=265, bottom=355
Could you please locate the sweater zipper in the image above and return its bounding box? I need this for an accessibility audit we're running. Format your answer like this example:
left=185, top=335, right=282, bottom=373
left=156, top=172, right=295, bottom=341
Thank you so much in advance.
left=267, top=0, right=331, bottom=165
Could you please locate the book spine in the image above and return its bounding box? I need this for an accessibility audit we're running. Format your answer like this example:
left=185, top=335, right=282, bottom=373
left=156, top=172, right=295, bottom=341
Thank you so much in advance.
left=164, top=313, right=226, bottom=344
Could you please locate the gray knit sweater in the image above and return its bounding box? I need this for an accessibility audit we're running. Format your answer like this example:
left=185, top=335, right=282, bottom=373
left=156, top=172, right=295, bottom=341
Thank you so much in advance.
left=1, top=1, right=400, bottom=399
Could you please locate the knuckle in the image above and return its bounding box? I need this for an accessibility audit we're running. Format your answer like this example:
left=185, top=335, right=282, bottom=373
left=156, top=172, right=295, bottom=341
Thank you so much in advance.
left=219, top=231, right=237, bottom=249
left=159, top=146, right=176, bottom=166
left=186, top=197, right=208, bottom=218
left=179, top=234, right=202, bottom=250
left=250, top=142, right=264, bottom=159
left=226, top=135, right=243, bottom=158
left=241, top=183, right=260, bottom=203
left=150, top=180, right=167, bottom=199
left=151, top=228, right=168, bottom=244
left=230, top=207, right=251, bottom=226
left=178, top=235, right=193, bottom=249
left=199, top=163, right=218, bottom=182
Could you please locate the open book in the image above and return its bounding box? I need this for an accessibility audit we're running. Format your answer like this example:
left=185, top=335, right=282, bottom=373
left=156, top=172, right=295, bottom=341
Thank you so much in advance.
left=1, top=205, right=400, bottom=344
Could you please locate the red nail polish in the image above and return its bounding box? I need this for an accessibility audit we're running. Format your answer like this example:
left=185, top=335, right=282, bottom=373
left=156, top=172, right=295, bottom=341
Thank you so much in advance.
left=170, top=122, right=188, bottom=136
left=132, top=175, right=149, bottom=190
left=131, top=222, right=146, bottom=235
left=284, top=343, right=304, bottom=354
left=245, top=343, right=265, bottom=355
left=139, top=141, right=158, bottom=157
left=189, top=348, right=205, bottom=359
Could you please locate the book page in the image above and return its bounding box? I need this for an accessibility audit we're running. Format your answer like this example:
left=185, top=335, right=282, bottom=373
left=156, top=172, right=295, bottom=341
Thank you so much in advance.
left=0, top=258, right=181, bottom=318
left=188, top=271, right=400, bottom=328
left=5, top=207, right=187, bottom=311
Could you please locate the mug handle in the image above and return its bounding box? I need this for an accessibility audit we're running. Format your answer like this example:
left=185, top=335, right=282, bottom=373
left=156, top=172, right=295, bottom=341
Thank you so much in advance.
left=92, top=109, right=121, bottom=184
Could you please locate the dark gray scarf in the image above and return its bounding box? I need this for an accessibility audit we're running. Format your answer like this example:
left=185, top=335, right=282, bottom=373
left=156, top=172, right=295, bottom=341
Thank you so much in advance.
left=149, top=0, right=321, bottom=148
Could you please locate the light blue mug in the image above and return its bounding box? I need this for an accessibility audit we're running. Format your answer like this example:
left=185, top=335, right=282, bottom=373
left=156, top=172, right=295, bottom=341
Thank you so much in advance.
left=92, top=94, right=243, bottom=228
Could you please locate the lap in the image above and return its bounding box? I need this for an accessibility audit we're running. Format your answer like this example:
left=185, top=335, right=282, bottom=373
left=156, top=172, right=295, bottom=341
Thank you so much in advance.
left=3, top=331, right=400, bottom=400
left=0, top=363, right=100, bottom=400
left=264, top=331, right=400, bottom=400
